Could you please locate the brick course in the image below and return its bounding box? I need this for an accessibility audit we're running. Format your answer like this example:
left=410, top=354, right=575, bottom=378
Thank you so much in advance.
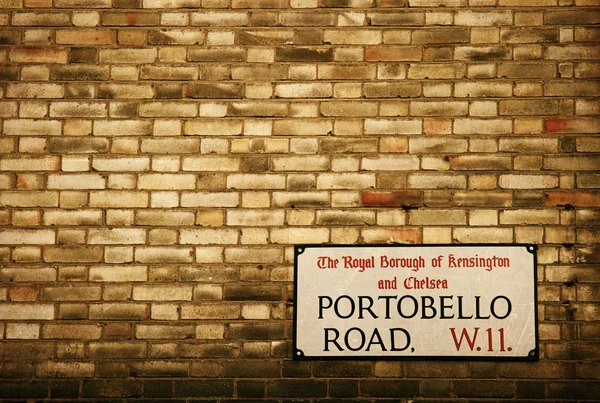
left=0, top=0, right=599, bottom=400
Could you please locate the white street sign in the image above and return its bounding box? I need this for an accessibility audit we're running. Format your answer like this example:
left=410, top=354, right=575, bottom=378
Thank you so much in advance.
left=294, top=244, right=538, bottom=360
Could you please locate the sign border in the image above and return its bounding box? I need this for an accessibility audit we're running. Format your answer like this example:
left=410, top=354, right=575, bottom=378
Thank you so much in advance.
left=293, top=243, right=538, bottom=361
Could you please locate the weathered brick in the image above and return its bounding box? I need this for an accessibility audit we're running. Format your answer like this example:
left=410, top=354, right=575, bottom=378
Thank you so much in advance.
left=273, top=119, right=332, bottom=136
left=411, top=101, right=468, bottom=117
left=545, top=118, right=600, bottom=134
left=141, top=138, right=199, bottom=154
left=364, top=82, right=422, bottom=98
left=275, top=83, right=332, bottom=98
left=102, top=12, right=160, bottom=26
left=1, top=156, right=60, bottom=172
left=545, top=82, right=600, bottom=97
left=0, top=304, right=54, bottom=320
left=407, top=63, right=465, bottom=79
left=188, top=47, right=246, bottom=62
left=544, top=156, right=600, bottom=171
left=366, top=46, right=422, bottom=61
left=367, top=12, right=424, bottom=26
left=186, top=83, right=243, bottom=99
left=43, top=324, right=102, bottom=339
left=280, top=11, right=335, bottom=27
left=545, top=191, right=600, bottom=207
left=0, top=0, right=597, bottom=396
left=135, top=247, right=193, bottom=263
left=6, top=84, right=64, bottom=99
left=184, top=119, right=243, bottom=136
left=43, top=246, right=103, bottom=263
left=454, top=82, right=513, bottom=98
left=455, top=11, right=512, bottom=26
left=50, top=138, right=109, bottom=154
left=98, top=84, right=154, bottom=99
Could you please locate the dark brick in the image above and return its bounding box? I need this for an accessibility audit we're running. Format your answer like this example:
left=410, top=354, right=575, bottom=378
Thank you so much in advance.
left=174, top=380, right=234, bottom=398
left=422, top=380, right=451, bottom=397
left=144, top=380, right=173, bottom=398
left=186, top=83, right=243, bottom=99
left=223, top=361, right=280, bottom=378
left=545, top=10, right=600, bottom=25
left=456, top=46, right=511, bottom=61
left=113, top=0, right=141, bottom=7
left=275, top=47, right=333, bottom=62
left=568, top=344, right=600, bottom=361
left=406, top=361, right=469, bottom=378
left=180, top=343, right=239, bottom=358
left=110, top=102, right=138, bottom=118
left=0, top=66, right=19, bottom=81
left=69, top=48, right=97, bottom=63
left=1, top=342, right=55, bottom=360
left=223, top=284, right=281, bottom=301
left=249, top=11, right=279, bottom=27
left=514, top=191, right=544, bottom=207
left=580, top=323, right=600, bottom=339
left=424, top=46, right=454, bottom=61
left=282, top=361, right=312, bottom=378
left=468, top=362, right=498, bottom=378
left=0, top=381, right=48, bottom=398
left=267, top=380, right=327, bottom=398
left=237, top=380, right=265, bottom=398
left=314, top=361, right=372, bottom=377
left=240, top=157, right=269, bottom=173
left=454, top=380, right=515, bottom=398
left=97, top=362, right=129, bottom=378
left=0, top=31, right=20, bottom=45
left=500, top=28, right=558, bottom=43
left=129, top=361, right=188, bottom=377
left=141, top=400, right=188, bottom=403
left=156, top=84, right=183, bottom=99
left=516, top=381, right=545, bottom=399
left=548, top=381, right=600, bottom=399
left=49, top=138, right=109, bottom=154
left=360, top=380, right=419, bottom=397
left=560, top=137, right=577, bottom=153
left=102, top=323, right=134, bottom=339
left=82, top=380, right=142, bottom=398
left=222, top=400, right=276, bottom=403
left=272, top=340, right=292, bottom=358
left=50, top=381, right=79, bottom=399
left=362, top=190, right=422, bottom=207
left=329, top=380, right=359, bottom=398
left=228, top=323, right=285, bottom=340
left=294, top=30, right=323, bottom=45
left=413, top=28, right=469, bottom=45
left=3, top=362, right=34, bottom=378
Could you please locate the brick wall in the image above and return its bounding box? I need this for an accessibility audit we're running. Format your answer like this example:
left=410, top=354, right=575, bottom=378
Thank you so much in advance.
left=1, top=0, right=599, bottom=400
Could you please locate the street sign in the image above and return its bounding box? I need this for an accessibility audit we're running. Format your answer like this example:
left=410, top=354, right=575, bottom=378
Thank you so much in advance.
left=294, top=244, right=538, bottom=360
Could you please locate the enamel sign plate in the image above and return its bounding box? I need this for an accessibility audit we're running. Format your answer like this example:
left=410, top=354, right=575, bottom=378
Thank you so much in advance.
left=294, top=244, right=538, bottom=360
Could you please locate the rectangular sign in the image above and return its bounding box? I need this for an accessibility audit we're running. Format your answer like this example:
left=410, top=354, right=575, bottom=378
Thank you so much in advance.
left=294, top=244, right=538, bottom=360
